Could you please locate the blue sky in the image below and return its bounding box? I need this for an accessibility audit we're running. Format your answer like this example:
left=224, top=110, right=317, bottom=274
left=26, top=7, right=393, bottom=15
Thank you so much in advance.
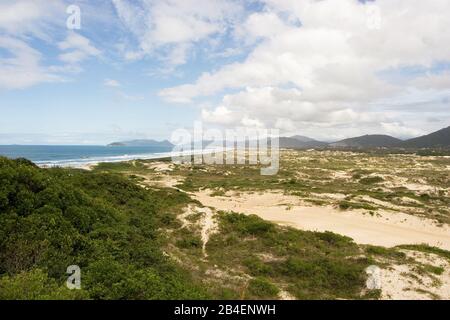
left=1, top=0, right=449, bottom=144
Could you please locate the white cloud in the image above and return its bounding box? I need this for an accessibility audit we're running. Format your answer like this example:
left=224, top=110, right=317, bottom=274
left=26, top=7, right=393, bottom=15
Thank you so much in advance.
left=112, top=0, right=244, bottom=66
left=0, top=1, right=68, bottom=89
left=0, top=36, right=61, bottom=89
left=234, top=11, right=291, bottom=41
left=411, top=71, right=450, bottom=90
left=381, top=122, right=425, bottom=138
left=160, top=0, right=450, bottom=136
left=0, top=0, right=65, bottom=39
left=0, top=1, right=104, bottom=89
left=241, top=116, right=264, bottom=128
left=58, top=32, right=101, bottom=64
left=200, top=87, right=387, bottom=130
left=201, top=106, right=234, bottom=125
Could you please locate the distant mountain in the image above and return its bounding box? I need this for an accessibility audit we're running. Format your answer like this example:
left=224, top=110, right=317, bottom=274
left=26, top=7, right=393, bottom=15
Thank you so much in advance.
left=108, top=139, right=174, bottom=148
left=279, top=136, right=328, bottom=149
left=107, top=126, right=450, bottom=150
left=329, top=134, right=402, bottom=148
left=289, top=135, right=316, bottom=143
left=400, top=126, right=450, bottom=148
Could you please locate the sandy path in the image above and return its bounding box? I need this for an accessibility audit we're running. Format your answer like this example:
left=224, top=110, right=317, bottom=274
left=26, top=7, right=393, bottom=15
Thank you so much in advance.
left=178, top=205, right=218, bottom=258
left=193, top=190, right=450, bottom=250
left=198, top=207, right=217, bottom=258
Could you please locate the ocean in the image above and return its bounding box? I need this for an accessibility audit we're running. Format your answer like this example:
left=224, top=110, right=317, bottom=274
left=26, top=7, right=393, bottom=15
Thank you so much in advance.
left=0, top=145, right=174, bottom=167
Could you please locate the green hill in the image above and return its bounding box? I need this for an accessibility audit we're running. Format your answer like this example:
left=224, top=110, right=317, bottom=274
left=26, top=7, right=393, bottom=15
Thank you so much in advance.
left=401, top=126, right=450, bottom=148
left=330, top=135, right=403, bottom=148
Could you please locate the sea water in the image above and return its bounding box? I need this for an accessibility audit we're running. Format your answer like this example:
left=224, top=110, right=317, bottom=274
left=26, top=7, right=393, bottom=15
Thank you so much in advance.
left=0, top=145, right=174, bottom=167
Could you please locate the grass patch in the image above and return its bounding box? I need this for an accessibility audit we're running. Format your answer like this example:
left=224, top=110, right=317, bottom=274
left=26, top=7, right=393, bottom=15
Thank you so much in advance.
left=365, top=246, right=406, bottom=260
left=359, top=176, right=384, bottom=185
left=247, top=277, right=279, bottom=299
left=421, top=264, right=445, bottom=276
left=396, top=244, right=450, bottom=260
left=338, top=201, right=377, bottom=211
left=205, top=212, right=370, bottom=299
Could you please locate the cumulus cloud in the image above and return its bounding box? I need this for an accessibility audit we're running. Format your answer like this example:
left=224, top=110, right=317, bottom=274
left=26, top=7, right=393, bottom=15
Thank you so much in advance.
left=381, top=122, right=425, bottom=138
left=200, top=86, right=388, bottom=132
left=201, top=106, right=234, bottom=125
left=160, top=0, right=450, bottom=137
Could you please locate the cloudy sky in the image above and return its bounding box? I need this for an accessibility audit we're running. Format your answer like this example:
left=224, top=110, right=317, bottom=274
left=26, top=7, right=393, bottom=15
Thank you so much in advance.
left=0, top=0, right=449, bottom=144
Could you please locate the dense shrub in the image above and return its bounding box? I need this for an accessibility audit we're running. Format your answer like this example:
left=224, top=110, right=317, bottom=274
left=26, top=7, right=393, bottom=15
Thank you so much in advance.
left=208, top=211, right=369, bottom=299
left=247, top=277, right=279, bottom=298
left=0, top=157, right=207, bottom=299
left=359, top=176, right=384, bottom=185
left=222, top=213, right=274, bottom=235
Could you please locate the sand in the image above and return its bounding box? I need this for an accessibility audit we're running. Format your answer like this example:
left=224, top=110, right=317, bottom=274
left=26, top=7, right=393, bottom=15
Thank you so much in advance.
left=193, top=190, right=450, bottom=250
left=380, top=250, right=450, bottom=300
left=178, top=205, right=218, bottom=258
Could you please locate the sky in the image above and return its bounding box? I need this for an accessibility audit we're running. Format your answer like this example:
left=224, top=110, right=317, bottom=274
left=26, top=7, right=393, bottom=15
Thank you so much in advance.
left=0, top=0, right=449, bottom=145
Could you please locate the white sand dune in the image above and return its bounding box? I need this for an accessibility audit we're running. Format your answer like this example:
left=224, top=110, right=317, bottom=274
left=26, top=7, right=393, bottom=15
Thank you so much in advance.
left=193, top=190, right=450, bottom=250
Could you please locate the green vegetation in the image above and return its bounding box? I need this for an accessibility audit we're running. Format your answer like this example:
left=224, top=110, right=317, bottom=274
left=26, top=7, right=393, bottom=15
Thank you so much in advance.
left=0, top=157, right=207, bottom=300
left=2, top=149, right=449, bottom=300
left=358, top=176, right=384, bottom=185
left=421, top=264, right=445, bottom=276
left=156, top=149, right=449, bottom=223
left=396, top=244, right=450, bottom=260
left=365, top=246, right=406, bottom=261
left=247, top=277, right=279, bottom=299
left=203, top=212, right=372, bottom=299
left=338, top=200, right=377, bottom=211
left=0, top=156, right=382, bottom=300
left=0, top=269, right=88, bottom=300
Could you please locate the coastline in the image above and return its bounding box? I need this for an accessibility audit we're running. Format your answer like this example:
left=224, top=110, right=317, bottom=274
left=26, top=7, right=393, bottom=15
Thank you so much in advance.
left=37, top=152, right=174, bottom=170
left=36, top=147, right=222, bottom=170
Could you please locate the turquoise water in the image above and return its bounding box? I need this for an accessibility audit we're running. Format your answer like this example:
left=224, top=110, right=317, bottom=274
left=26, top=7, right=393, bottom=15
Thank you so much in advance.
left=0, top=145, right=173, bottom=166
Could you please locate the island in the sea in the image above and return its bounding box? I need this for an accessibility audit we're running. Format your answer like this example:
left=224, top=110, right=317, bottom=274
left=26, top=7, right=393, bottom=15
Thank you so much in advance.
left=108, top=139, right=174, bottom=148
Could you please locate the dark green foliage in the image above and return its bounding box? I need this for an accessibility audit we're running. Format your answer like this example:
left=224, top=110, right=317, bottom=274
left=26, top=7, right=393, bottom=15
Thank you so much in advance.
left=365, top=246, right=406, bottom=260
left=247, top=277, right=279, bottom=299
left=358, top=176, right=384, bottom=185
left=208, top=212, right=369, bottom=299
left=0, top=157, right=207, bottom=300
left=222, top=213, right=274, bottom=235
left=243, top=256, right=273, bottom=276
left=176, top=234, right=202, bottom=249
left=338, top=200, right=377, bottom=211
left=0, top=269, right=89, bottom=300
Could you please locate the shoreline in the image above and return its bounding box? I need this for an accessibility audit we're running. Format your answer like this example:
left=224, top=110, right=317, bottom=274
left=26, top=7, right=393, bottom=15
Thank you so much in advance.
left=36, top=148, right=217, bottom=170
left=36, top=146, right=251, bottom=170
